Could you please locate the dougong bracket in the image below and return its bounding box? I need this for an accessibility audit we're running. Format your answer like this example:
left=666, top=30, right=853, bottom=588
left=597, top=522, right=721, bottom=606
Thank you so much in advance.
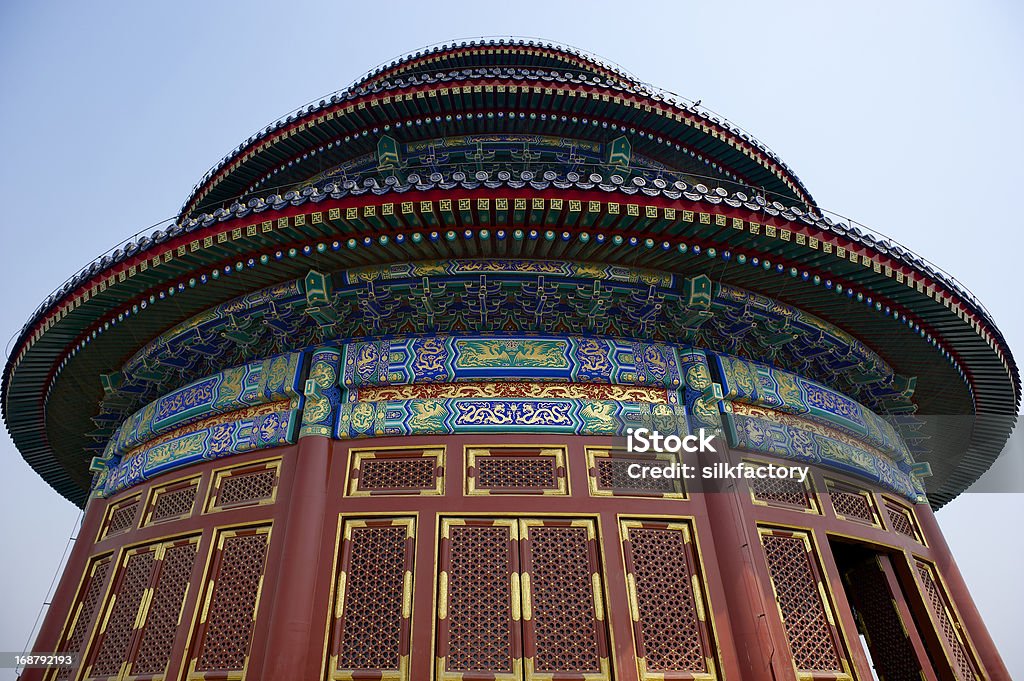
left=607, top=135, right=632, bottom=173
left=376, top=134, right=402, bottom=171
left=668, top=275, right=714, bottom=341
left=303, top=270, right=340, bottom=328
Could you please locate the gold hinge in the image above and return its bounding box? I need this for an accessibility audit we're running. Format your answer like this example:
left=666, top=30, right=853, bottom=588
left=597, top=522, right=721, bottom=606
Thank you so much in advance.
left=438, top=571, right=448, bottom=620
left=626, top=573, right=640, bottom=622
left=335, top=571, right=347, bottom=619
left=402, top=570, right=413, bottom=619
left=692, top=575, right=706, bottom=622
left=592, top=573, right=604, bottom=621
left=511, top=572, right=521, bottom=621
left=521, top=573, right=532, bottom=621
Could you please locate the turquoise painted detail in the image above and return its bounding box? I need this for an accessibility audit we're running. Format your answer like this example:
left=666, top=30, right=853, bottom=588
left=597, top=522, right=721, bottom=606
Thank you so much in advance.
left=726, top=408, right=924, bottom=500
left=712, top=352, right=912, bottom=466
left=677, top=347, right=723, bottom=433
left=341, top=335, right=682, bottom=392
left=336, top=398, right=685, bottom=439
left=108, top=351, right=304, bottom=460
left=300, top=347, right=342, bottom=438
left=100, top=401, right=298, bottom=497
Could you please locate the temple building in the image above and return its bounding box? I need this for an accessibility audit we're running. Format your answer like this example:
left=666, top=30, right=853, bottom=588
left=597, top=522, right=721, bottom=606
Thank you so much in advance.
left=4, top=39, right=1017, bottom=680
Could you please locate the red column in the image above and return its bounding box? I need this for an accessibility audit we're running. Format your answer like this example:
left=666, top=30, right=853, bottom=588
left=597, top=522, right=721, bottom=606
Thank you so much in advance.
left=699, top=439, right=793, bottom=681
left=916, top=502, right=1011, bottom=680
left=251, top=435, right=334, bottom=679
left=21, top=496, right=102, bottom=681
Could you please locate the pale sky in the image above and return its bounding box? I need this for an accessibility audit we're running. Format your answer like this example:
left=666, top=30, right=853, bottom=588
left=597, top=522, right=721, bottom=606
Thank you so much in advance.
left=0, top=1, right=1021, bottom=677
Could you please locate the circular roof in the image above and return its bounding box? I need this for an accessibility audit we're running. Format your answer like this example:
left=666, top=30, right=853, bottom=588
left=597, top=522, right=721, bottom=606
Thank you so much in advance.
left=3, top=39, right=1018, bottom=508
left=177, top=38, right=817, bottom=219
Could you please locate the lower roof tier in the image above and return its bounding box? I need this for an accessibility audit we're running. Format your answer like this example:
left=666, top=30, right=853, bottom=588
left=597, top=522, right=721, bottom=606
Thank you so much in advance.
left=7, top=254, right=1006, bottom=508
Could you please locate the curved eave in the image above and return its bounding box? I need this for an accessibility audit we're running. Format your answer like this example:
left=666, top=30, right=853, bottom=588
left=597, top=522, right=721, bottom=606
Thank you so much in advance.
left=181, top=76, right=813, bottom=218
left=356, top=41, right=640, bottom=91
left=5, top=188, right=1017, bottom=508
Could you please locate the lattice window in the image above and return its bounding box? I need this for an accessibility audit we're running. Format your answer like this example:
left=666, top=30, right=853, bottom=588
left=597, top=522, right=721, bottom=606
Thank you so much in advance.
left=521, top=520, right=609, bottom=678
left=130, top=540, right=199, bottom=676
left=479, top=457, right=555, bottom=489
left=843, top=556, right=924, bottom=681
left=466, top=447, right=567, bottom=495
left=885, top=502, right=922, bottom=543
left=362, top=457, right=435, bottom=489
left=218, top=469, right=276, bottom=505
left=207, top=460, right=280, bottom=511
left=827, top=481, right=878, bottom=525
left=759, top=528, right=849, bottom=677
left=144, top=477, right=200, bottom=526
left=79, top=537, right=200, bottom=681
left=750, top=475, right=811, bottom=508
left=100, top=495, right=141, bottom=540
left=437, top=519, right=520, bottom=681
left=52, top=556, right=111, bottom=681
left=346, top=447, right=444, bottom=496
left=85, top=548, right=157, bottom=679
left=586, top=448, right=685, bottom=498
left=436, top=518, right=611, bottom=681
left=620, top=519, right=716, bottom=679
left=747, top=461, right=815, bottom=510
left=329, top=518, right=415, bottom=679
left=189, top=527, right=271, bottom=678
left=915, top=560, right=980, bottom=681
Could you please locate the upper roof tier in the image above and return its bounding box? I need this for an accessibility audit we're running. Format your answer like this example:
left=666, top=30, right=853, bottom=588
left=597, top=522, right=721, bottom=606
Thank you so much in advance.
left=3, top=39, right=1018, bottom=508
left=178, top=39, right=816, bottom=219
